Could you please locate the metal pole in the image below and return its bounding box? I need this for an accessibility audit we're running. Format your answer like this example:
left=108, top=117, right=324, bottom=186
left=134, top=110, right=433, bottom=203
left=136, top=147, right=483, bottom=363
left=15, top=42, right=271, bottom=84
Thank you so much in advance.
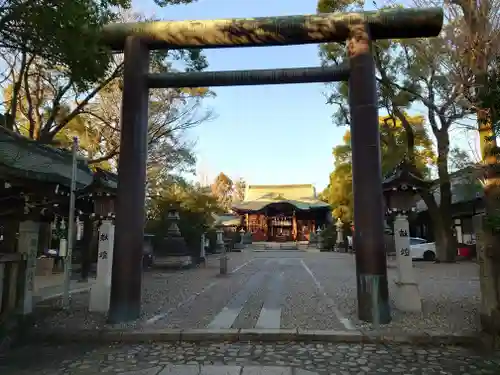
left=348, top=23, right=391, bottom=324
left=62, top=137, right=78, bottom=309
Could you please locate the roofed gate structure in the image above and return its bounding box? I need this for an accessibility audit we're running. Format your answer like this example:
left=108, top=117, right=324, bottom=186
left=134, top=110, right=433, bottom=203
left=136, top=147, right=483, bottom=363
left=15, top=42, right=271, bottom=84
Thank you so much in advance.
left=232, top=184, right=331, bottom=242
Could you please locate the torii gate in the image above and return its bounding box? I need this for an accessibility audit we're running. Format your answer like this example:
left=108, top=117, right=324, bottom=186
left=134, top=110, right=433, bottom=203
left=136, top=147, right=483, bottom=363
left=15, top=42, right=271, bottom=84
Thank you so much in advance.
left=101, top=8, right=444, bottom=324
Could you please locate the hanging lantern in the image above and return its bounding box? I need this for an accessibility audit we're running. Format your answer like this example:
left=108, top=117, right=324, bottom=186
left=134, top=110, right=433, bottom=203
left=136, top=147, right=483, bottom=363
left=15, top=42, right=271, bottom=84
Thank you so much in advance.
left=94, top=191, right=115, bottom=218
left=382, top=159, right=431, bottom=216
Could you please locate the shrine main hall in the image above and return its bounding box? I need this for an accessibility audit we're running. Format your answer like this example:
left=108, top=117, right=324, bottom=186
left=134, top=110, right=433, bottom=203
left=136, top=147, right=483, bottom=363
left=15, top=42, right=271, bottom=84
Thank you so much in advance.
left=231, top=184, right=332, bottom=242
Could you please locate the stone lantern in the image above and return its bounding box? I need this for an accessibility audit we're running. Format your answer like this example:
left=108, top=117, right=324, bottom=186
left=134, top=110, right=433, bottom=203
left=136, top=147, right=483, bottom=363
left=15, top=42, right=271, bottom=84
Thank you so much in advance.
left=166, top=207, right=181, bottom=236
left=199, top=224, right=208, bottom=266
left=335, top=218, right=344, bottom=252
left=156, top=204, right=191, bottom=267
left=239, top=228, right=245, bottom=245
left=382, top=159, right=430, bottom=313
left=216, top=224, right=228, bottom=275
left=316, top=227, right=323, bottom=250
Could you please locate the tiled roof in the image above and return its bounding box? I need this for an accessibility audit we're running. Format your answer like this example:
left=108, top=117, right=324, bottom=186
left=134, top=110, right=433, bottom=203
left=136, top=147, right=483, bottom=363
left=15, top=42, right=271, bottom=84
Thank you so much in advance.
left=244, top=184, right=317, bottom=201
left=233, top=184, right=330, bottom=212
left=415, top=165, right=483, bottom=212
left=0, top=127, right=117, bottom=191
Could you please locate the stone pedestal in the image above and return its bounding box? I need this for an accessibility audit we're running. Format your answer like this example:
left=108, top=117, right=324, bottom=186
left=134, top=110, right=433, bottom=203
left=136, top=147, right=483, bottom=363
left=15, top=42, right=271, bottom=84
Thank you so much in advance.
left=18, top=221, right=39, bottom=315
left=316, top=228, right=323, bottom=250
left=335, top=223, right=344, bottom=252
left=393, top=214, right=422, bottom=313
left=217, top=229, right=227, bottom=275
left=199, top=233, right=206, bottom=266
left=90, top=220, right=115, bottom=313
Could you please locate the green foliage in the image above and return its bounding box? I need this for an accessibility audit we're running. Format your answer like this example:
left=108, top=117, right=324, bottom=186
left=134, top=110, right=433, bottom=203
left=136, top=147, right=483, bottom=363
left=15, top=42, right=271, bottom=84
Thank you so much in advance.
left=1, top=4, right=212, bottom=184
left=147, top=181, right=223, bottom=249
left=481, top=56, right=500, bottom=137
left=319, top=224, right=337, bottom=251
left=0, top=0, right=204, bottom=86
left=322, top=114, right=436, bottom=223
left=0, top=0, right=130, bottom=86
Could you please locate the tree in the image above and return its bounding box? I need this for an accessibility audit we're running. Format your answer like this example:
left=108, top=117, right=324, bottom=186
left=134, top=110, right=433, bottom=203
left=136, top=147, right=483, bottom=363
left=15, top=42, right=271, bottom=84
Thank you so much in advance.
left=317, top=0, right=474, bottom=262
left=211, top=173, right=234, bottom=211
left=1, top=8, right=213, bottom=178
left=233, top=178, right=246, bottom=202
left=0, top=0, right=131, bottom=87
left=442, top=0, right=500, bottom=158
left=0, top=1, right=201, bottom=86
left=322, top=114, right=436, bottom=223
left=475, top=54, right=500, bottom=336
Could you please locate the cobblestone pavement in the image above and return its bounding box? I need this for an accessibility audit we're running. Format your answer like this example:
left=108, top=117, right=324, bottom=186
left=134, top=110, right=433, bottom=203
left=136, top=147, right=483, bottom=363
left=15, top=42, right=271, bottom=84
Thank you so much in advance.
left=1, top=341, right=499, bottom=374
left=30, top=250, right=480, bottom=334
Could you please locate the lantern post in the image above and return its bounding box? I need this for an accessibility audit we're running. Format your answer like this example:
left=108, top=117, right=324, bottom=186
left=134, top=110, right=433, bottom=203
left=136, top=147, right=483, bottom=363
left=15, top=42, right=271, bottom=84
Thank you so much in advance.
left=216, top=225, right=227, bottom=275
left=335, top=218, right=345, bottom=252
left=382, top=159, right=430, bottom=313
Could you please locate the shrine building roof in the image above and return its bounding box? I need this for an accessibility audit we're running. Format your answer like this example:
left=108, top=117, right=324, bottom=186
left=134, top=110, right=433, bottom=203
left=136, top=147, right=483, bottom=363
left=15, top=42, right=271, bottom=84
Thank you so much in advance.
left=0, top=126, right=117, bottom=191
left=232, top=184, right=330, bottom=212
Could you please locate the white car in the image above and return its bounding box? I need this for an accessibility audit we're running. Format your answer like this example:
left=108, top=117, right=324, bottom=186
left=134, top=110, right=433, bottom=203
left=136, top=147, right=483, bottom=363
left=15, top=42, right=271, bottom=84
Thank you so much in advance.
left=410, top=237, right=436, bottom=261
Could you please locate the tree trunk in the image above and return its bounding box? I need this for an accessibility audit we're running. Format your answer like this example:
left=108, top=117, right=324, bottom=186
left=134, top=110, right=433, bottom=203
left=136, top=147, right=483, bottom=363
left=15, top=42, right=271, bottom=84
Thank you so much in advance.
left=420, top=179, right=456, bottom=262
left=478, top=164, right=500, bottom=338
left=434, top=131, right=457, bottom=262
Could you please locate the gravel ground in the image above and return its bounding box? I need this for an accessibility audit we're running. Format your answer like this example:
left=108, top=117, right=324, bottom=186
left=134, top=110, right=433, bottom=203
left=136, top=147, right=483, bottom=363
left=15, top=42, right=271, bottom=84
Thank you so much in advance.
left=310, top=253, right=480, bottom=333
left=278, top=258, right=347, bottom=330
left=31, top=252, right=256, bottom=331
left=28, top=250, right=481, bottom=334
left=1, top=341, right=499, bottom=374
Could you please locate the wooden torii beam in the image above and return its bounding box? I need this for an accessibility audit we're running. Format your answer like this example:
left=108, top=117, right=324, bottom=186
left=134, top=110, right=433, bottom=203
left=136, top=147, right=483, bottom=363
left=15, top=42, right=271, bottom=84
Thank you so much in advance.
left=101, top=7, right=443, bottom=51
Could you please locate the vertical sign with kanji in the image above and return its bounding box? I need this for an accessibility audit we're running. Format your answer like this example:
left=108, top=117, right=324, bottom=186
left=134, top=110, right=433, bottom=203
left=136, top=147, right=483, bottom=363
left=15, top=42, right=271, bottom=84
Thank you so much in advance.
left=18, top=221, right=39, bottom=315
left=393, top=214, right=422, bottom=312
left=89, top=220, right=115, bottom=312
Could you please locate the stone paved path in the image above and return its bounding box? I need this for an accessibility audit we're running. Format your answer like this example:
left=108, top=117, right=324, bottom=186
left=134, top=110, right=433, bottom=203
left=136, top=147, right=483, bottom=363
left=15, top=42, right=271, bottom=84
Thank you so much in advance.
left=1, top=341, right=499, bottom=374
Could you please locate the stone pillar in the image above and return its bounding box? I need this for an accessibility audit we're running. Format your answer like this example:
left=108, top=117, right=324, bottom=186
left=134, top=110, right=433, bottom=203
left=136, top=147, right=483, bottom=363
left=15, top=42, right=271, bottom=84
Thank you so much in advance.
left=18, top=220, right=39, bottom=315
left=316, top=227, right=323, bottom=250
left=393, top=214, right=422, bottom=312
left=90, top=220, right=115, bottom=312
left=200, top=232, right=206, bottom=266
left=217, top=228, right=227, bottom=275
left=239, top=228, right=245, bottom=245
left=335, top=219, right=344, bottom=252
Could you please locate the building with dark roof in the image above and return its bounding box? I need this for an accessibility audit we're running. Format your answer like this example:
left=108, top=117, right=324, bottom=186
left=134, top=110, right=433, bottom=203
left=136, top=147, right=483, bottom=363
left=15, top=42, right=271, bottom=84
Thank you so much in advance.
left=411, top=165, right=483, bottom=245
left=231, top=184, right=332, bottom=242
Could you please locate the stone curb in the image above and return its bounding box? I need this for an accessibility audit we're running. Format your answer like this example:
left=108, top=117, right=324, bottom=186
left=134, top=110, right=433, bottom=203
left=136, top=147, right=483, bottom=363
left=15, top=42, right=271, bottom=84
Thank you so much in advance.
left=22, top=328, right=481, bottom=347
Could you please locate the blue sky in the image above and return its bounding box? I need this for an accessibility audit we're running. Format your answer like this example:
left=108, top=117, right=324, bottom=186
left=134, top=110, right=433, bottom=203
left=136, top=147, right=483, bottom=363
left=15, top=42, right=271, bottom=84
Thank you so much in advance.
left=132, top=0, right=479, bottom=191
